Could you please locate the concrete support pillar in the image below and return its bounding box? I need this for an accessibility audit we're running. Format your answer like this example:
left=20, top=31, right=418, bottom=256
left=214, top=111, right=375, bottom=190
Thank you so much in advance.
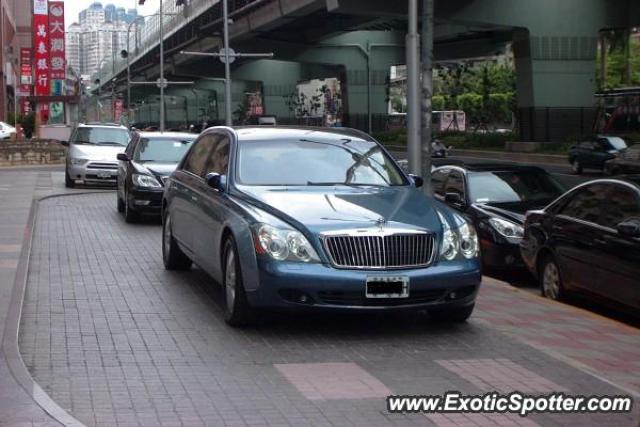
left=513, top=30, right=598, bottom=141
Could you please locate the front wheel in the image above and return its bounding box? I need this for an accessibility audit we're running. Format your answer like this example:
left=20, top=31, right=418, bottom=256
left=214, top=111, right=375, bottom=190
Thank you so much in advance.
left=540, top=255, right=564, bottom=301
left=65, top=169, right=75, bottom=188
left=429, top=304, right=474, bottom=323
left=571, top=159, right=583, bottom=174
left=124, top=189, right=139, bottom=223
left=222, top=237, right=253, bottom=327
left=162, top=211, right=192, bottom=270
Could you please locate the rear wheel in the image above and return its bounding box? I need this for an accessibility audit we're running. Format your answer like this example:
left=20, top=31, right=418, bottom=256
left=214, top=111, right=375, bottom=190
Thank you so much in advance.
left=222, top=237, right=253, bottom=327
left=429, top=304, right=474, bottom=323
left=571, top=159, right=583, bottom=174
left=540, top=255, right=564, bottom=301
left=65, top=169, right=75, bottom=188
left=162, top=211, right=192, bottom=270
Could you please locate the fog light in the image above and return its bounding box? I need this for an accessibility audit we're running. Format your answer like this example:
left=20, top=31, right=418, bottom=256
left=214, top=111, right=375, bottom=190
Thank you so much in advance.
left=448, top=291, right=457, bottom=300
left=278, top=289, right=314, bottom=305
left=505, top=255, right=515, bottom=265
left=134, top=200, right=151, bottom=206
left=299, top=295, right=308, bottom=303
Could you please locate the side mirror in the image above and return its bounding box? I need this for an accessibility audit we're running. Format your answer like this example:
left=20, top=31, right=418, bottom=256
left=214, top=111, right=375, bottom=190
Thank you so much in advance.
left=445, top=192, right=465, bottom=207
left=408, top=174, right=423, bottom=188
left=117, top=153, right=129, bottom=161
left=617, top=218, right=640, bottom=238
left=205, top=172, right=226, bottom=192
left=60, top=140, right=69, bottom=147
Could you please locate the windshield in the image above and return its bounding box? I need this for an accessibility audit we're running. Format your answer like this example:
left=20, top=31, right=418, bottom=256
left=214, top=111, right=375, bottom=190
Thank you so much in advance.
left=72, top=127, right=130, bottom=146
left=237, top=138, right=407, bottom=187
left=133, top=137, right=195, bottom=162
left=468, top=170, right=564, bottom=204
left=606, top=137, right=627, bottom=150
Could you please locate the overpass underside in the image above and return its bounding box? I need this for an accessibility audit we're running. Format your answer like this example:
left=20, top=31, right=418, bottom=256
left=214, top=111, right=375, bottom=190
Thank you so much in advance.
left=110, top=0, right=638, bottom=142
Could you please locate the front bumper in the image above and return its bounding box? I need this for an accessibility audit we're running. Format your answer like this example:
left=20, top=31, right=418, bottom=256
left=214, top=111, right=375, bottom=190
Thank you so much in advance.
left=480, top=238, right=525, bottom=270
left=67, top=162, right=118, bottom=185
left=246, top=260, right=481, bottom=312
left=128, top=187, right=164, bottom=215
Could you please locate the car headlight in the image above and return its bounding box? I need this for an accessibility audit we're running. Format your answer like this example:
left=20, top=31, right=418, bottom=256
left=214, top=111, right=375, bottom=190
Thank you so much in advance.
left=70, top=158, right=89, bottom=165
left=489, top=217, right=524, bottom=239
left=438, top=212, right=479, bottom=260
left=255, top=224, right=320, bottom=263
left=132, top=173, right=162, bottom=188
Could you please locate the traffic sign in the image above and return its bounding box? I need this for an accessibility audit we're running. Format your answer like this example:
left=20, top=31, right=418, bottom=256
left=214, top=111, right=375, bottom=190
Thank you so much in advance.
left=219, top=48, right=236, bottom=64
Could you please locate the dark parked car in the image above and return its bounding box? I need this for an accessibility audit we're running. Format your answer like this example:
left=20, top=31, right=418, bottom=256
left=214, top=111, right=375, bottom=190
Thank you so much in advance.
left=117, top=132, right=195, bottom=222
left=431, top=164, right=565, bottom=269
left=521, top=177, right=640, bottom=311
left=604, top=145, right=640, bottom=175
left=162, top=126, right=482, bottom=326
left=568, top=135, right=627, bottom=174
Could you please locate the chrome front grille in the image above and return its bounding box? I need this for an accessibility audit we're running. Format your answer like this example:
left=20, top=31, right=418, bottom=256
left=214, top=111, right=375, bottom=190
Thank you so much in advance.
left=87, top=162, right=118, bottom=170
left=323, top=232, right=436, bottom=269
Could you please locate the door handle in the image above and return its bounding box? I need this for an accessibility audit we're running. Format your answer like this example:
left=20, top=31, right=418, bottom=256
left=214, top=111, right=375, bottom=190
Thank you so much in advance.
left=191, top=195, right=198, bottom=202
left=594, top=238, right=607, bottom=245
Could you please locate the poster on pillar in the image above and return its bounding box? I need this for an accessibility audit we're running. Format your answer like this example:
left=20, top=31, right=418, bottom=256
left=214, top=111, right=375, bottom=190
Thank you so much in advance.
left=33, top=0, right=50, bottom=122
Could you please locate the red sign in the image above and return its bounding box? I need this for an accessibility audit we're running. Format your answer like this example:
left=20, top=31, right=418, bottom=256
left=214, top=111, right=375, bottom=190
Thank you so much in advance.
left=33, top=1, right=51, bottom=96
left=48, top=2, right=65, bottom=81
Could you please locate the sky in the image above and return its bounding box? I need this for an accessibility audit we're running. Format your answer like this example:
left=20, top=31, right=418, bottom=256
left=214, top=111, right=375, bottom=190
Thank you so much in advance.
left=63, top=0, right=157, bottom=28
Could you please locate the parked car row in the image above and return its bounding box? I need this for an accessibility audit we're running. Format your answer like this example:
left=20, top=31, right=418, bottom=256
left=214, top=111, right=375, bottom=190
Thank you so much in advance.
left=62, top=123, right=638, bottom=324
left=432, top=161, right=640, bottom=313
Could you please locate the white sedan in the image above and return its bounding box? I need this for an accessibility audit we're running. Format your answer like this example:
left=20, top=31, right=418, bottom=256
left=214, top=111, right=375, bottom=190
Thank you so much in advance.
left=0, top=122, right=16, bottom=140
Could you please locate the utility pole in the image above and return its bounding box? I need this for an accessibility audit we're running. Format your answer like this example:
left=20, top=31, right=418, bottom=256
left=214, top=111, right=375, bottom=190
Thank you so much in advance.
left=159, top=0, right=165, bottom=131
left=421, top=0, right=434, bottom=194
left=222, top=0, right=232, bottom=126
left=406, top=0, right=421, bottom=177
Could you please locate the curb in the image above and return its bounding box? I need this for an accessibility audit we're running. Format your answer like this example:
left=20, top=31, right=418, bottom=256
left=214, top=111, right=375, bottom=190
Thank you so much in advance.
left=0, top=192, right=106, bottom=427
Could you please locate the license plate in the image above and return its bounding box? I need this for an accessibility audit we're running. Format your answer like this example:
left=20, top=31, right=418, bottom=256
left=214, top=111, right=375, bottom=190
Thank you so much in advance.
left=366, top=276, right=409, bottom=298
left=97, top=171, right=114, bottom=179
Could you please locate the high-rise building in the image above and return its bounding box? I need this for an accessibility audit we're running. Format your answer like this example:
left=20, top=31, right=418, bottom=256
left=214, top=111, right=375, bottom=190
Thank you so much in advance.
left=68, top=3, right=140, bottom=79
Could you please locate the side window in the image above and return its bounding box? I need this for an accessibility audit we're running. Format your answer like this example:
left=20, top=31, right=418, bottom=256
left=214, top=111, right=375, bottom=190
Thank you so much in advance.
left=183, top=135, right=216, bottom=177
left=203, top=135, right=231, bottom=176
left=579, top=141, right=594, bottom=150
left=597, top=138, right=610, bottom=150
left=444, top=171, right=465, bottom=199
left=431, top=169, right=449, bottom=196
left=599, top=186, right=640, bottom=229
left=558, top=184, right=608, bottom=224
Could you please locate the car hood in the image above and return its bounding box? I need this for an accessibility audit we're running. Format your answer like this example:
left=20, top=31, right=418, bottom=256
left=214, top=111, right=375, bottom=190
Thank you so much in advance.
left=137, top=161, right=178, bottom=176
left=69, top=144, right=125, bottom=161
left=473, top=200, right=553, bottom=224
left=237, top=185, right=443, bottom=235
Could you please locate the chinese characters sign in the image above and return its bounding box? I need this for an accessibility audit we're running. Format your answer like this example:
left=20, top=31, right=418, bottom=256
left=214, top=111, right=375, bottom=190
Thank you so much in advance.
left=48, top=2, right=65, bottom=81
left=19, top=48, right=33, bottom=116
left=33, top=0, right=49, bottom=104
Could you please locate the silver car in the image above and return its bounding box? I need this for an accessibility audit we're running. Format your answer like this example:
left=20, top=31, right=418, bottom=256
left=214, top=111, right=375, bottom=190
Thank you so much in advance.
left=63, top=123, right=131, bottom=187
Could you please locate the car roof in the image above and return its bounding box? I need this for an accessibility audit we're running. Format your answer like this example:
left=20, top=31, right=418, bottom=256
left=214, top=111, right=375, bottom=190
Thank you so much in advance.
left=138, top=131, right=196, bottom=139
left=228, top=126, right=376, bottom=142
left=435, top=162, right=546, bottom=173
left=78, top=122, right=128, bottom=129
left=591, top=176, right=640, bottom=188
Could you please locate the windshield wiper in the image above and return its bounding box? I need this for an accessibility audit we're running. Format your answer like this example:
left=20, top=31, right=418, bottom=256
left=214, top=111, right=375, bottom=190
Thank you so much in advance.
left=72, top=140, right=96, bottom=145
left=97, top=141, right=126, bottom=146
left=306, top=181, right=385, bottom=188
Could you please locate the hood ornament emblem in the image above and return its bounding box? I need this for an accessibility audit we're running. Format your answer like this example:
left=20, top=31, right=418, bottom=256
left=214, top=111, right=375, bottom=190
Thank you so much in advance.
left=375, top=217, right=386, bottom=231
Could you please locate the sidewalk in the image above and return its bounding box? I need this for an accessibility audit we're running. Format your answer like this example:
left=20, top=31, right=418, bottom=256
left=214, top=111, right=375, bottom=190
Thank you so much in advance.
left=0, top=169, right=639, bottom=427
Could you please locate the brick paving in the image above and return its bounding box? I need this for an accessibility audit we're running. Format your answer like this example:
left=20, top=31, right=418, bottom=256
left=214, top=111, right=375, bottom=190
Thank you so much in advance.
left=15, top=191, right=639, bottom=426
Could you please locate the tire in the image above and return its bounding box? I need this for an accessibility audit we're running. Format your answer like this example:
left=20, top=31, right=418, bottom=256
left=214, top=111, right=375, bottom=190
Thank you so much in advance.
left=222, top=237, right=253, bottom=327
left=65, top=169, right=75, bottom=188
left=539, top=254, right=564, bottom=301
left=124, top=189, right=139, bottom=223
left=117, top=193, right=125, bottom=213
left=429, top=304, right=475, bottom=323
left=571, top=159, right=583, bottom=175
left=162, top=210, right=192, bottom=270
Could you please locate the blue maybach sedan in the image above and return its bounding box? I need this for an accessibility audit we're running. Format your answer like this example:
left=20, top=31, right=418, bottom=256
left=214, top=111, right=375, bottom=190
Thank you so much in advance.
left=161, top=126, right=482, bottom=326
